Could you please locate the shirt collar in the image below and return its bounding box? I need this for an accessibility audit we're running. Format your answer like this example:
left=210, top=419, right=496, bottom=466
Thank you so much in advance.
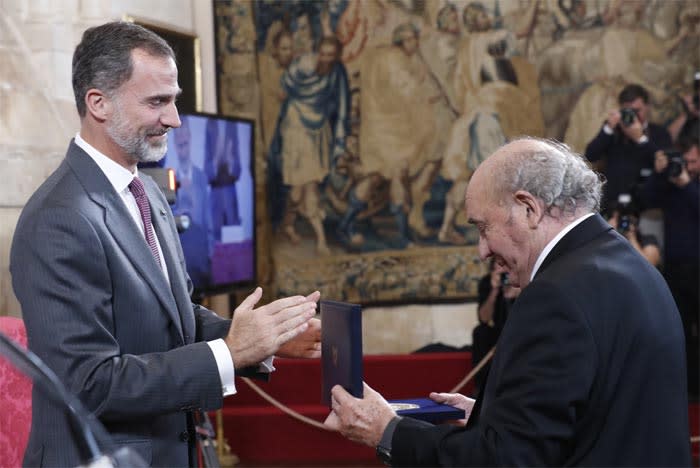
left=530, top=212, right=595, bottom=281
left=75, top=132, right=137, bottom=194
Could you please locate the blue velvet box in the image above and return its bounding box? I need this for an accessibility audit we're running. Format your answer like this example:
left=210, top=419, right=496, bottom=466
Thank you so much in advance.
left=388, top=398, right=465, bottom=423
left=321, top=300, right=464, bottom=424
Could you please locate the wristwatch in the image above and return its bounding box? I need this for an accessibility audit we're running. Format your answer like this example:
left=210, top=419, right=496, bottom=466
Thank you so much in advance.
left=376, top=416, right=401, bottom=466
left=376, top=443, right=392, bottom=466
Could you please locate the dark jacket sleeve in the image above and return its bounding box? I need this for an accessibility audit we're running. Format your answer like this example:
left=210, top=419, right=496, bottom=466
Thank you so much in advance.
left=635, top=124, right=672, bottom=163
left=391, top=281, right=596, bottom=466
left=678, top=178, right=700, bottom=213
left=639, top=171, right=668, bottom=209
left=585, top=126, right=613, bottom=163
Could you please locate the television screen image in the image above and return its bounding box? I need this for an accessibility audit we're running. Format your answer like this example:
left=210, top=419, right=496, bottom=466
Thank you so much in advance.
left=160, top=113, right=255, bottom=293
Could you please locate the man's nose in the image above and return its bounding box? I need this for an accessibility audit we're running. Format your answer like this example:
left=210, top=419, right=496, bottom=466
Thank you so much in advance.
left=162, top=102, right=181, bottom=129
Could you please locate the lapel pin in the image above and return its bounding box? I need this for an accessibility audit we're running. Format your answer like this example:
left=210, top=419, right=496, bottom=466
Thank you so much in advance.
left=160, top=208, right=167, bottom=216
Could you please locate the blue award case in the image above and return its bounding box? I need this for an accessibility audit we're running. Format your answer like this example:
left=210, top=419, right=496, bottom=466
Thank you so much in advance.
left=389, top=398, right=465, bottom=423
left=320, top=300, right=464, bottom=423
left=321, top=300, right=363, bottom=406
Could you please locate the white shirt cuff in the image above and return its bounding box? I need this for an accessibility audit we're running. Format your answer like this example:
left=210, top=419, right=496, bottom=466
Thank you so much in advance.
left=603, top=124, right=614, bottom=135
left=207, top=339, right=236, bottom=396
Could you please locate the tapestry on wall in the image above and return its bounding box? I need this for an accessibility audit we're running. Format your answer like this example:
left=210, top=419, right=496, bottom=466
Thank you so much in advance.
left=213, top=0, right=699, bottom=304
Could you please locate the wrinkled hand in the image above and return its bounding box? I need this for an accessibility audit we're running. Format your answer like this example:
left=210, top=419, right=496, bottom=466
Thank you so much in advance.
left=225, top=288, right=318, bottom=369
left=324, top=382, right=396, bottom=447
left=430, top=392, right=476, bottom=426
left=276, top=312, right=321, bottom=358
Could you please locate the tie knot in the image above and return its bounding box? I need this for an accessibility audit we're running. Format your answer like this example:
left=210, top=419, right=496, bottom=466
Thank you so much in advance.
left=129, top=177, right=146, bottom=198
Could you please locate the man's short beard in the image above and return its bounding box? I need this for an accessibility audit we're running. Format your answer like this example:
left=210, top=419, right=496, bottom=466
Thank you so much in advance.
left=107, top=99, right=168, bottom=164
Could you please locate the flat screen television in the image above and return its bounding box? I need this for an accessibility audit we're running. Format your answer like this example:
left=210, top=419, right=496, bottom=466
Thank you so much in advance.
left=158, top=112, right=256, bottom=294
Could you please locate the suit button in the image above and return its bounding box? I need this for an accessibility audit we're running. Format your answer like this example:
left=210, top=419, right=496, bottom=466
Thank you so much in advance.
left=179, top=430, right=190, bottom=442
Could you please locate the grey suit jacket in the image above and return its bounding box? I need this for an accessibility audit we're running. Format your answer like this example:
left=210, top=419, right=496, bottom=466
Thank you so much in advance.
left=11, top=141, right=234, bottom=467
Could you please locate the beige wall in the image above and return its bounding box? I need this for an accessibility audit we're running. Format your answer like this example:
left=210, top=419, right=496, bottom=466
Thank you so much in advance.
left=0, top=0, right=476, bottom=351
left=0, top=0, right=217, bottom=316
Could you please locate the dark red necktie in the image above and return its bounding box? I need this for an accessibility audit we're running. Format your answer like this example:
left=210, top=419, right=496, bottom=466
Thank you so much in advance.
left=128, top=177, right=162, bottom=269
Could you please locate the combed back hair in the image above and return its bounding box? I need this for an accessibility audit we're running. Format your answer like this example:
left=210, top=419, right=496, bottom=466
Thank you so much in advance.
left=72, top=21, right=175, bottom=117
left=499, top=137, right=603, bottom=215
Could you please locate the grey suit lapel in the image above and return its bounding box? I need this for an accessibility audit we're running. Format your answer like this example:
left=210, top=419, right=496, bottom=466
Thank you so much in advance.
left=146, top=179, right=196, bottom=343
left=65, top=141, right=184, bottom=340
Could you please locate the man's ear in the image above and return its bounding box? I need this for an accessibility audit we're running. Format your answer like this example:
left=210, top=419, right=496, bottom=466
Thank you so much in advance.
left=84, top=88, right=110, bottom=122
left=514, top=190, right=543, bottom=229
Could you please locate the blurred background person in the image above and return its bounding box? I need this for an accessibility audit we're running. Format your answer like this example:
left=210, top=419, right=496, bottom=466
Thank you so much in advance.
left=172, top=115, right=212, bottom=288
left=606, top=195, right=661, bottom=267
left=641, top=122, right=700, bottom=399
left=585, top=84, right=672, bottom=214
left=472, top=260, right=520, bottom=394
left=206, top=119, right=241, bottom=243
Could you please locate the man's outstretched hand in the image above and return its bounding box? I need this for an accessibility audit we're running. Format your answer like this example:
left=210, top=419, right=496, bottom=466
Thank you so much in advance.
left=225, top=288, right=319, bottom=368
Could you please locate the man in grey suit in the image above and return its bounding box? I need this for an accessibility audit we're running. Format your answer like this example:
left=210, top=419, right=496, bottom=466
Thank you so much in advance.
left=11, top=21, right=321, bottom=467
left=326, top=138, right=691, bottom=466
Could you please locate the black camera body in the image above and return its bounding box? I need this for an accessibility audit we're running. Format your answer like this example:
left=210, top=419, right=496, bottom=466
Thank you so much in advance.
left=616, top=193, right=637, bottom=235
left=620, top=107, right=637, bottom=127
left=618, top=214, right=632, bottom=234
left=665, top=150, right=685, bottom=178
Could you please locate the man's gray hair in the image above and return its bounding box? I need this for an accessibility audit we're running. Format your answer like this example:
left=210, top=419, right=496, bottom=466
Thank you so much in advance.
left=72, top=21, right=175, bottom=117
left=501, top=137, right=603, bottom=215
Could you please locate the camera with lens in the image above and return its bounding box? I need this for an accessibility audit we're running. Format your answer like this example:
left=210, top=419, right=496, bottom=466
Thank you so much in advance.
left=616, top=193, right=637, bottom=235
left=664, top=150, right=685, bottom=178
left=620, top=107, right=637, bottom=127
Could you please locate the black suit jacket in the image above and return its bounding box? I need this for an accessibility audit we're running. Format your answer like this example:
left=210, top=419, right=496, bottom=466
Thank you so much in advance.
left=392, top=214, right=691, bottom=466
left=11, top=141, right=260, bottom=467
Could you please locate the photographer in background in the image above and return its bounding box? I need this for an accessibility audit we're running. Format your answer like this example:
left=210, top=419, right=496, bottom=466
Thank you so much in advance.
left=667, top=72, right=699, bottom=143
left=641, top=122, right=700, bottom=399
left=606, top=194, right=661, bottom=267
left=472, top=261, right=520, bottom=394
left=585, top=84, right=672, bottom=214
